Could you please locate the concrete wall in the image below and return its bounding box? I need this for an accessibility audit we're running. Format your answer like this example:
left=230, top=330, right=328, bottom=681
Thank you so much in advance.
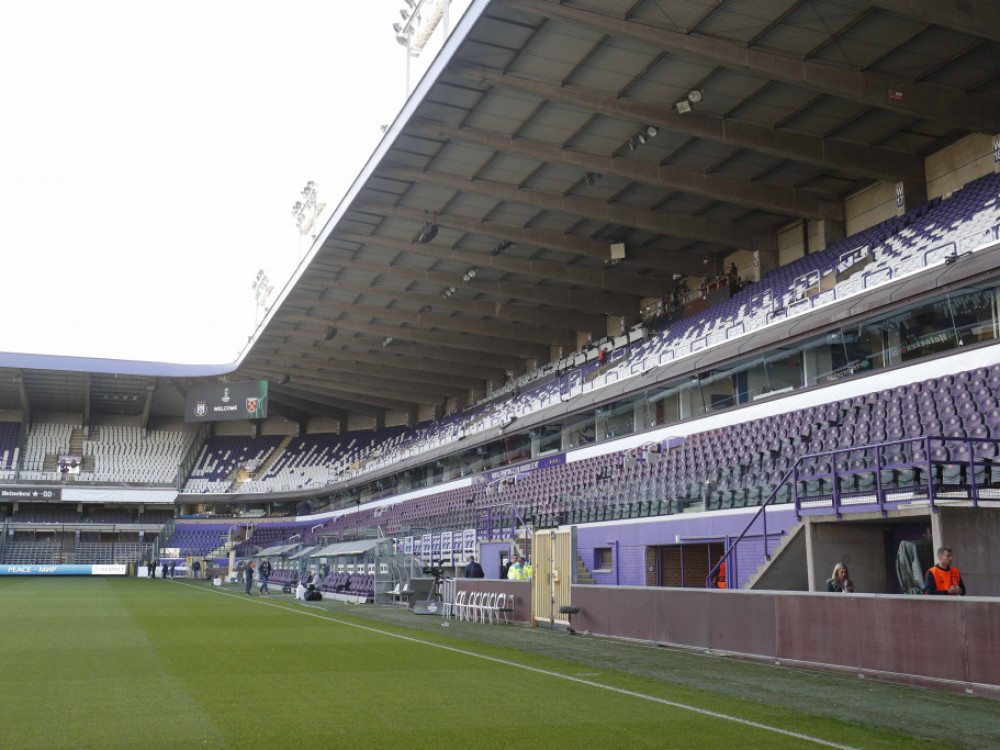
left=807, top=520, right=888, bottom=594
left=571, top=586, right=1000, bottom=697
left=306, top=417, right=340, bottom=434
left=778, top=221, right=806, bottom=266
left=574, top=506, right=800, bottom=588
left=934, top=507, right=1000, bottom=597
left=90, top=414, right=142, bottom=427
left=259, top=416, right=299, bottom=436
left=479, top=540, right=511, bottom=579
left=33, top=412, right=82, bottom=425
left=385, top=410, right=410, bottom=428
left=346, top=414, right=377, bottom=432
left=0, top=409, right=23, bottom=422
left=455, top=579, right=530, bottom=624
left=926, top=133, right=994, bottom=201
left=147, top=416, right=197, bottom=433
left=212, top=421, right=254, bottom=436
left=845, top=181, right=897, bottom=237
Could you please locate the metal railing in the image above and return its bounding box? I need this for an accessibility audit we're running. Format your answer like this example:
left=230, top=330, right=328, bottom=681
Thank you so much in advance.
left=705, top=434, right=998, bottom=589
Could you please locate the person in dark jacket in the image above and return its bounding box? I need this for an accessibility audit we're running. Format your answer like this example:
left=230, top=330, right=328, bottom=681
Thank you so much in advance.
left=826, top=562, right=853, bottom=593
left=464, top=555, right=484, bottom=578
left=244, top=562, right=255, bottom=595
left=258, top=558, right=272, bottom=596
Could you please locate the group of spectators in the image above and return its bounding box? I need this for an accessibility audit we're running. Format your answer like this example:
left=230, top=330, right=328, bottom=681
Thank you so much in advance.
left=825, top=546, right=965, bottom=596
left=462, top=553, right=532, bottom=581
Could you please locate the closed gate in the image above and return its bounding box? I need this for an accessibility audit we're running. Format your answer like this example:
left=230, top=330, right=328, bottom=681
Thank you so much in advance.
left=532, top=528, right=574, bottom=628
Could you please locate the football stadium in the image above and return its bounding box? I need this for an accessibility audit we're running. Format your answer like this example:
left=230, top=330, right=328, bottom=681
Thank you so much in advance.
left=3, top=1, right=1000, bottom=747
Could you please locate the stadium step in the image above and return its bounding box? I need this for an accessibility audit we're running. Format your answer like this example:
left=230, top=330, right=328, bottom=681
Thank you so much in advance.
left=746, top=522, right=803, bottom=591
left=575, top=554, right=595, bottom=584
left=243, top=434, right=293, bottom=484
left=70, top=428, right=85, bottom=455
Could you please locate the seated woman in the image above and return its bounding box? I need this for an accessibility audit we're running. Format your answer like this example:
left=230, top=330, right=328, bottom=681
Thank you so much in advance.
left=826, top=562, right=854, bottom=593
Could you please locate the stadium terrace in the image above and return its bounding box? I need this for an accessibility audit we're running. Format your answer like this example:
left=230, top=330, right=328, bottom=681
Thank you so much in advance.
left=2, top=2, right=1000, bottom=739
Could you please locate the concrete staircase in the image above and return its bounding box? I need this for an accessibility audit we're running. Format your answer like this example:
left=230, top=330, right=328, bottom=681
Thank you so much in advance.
left=243, top=435, right=293, bottom=484
left=746, top=521, right=806, bottom=590
left=575, top=554, right=595, bottom=584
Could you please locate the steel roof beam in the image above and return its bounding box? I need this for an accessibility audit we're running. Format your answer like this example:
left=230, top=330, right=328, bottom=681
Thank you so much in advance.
left=251, top=355, right=486, bottom=392
left=507, top=0, right=1000, bottom=133
left=867, top=0, right=1000, bottom=44
left=264, top=390, right=348, bottom=423
left=454, top=66, right=925, bottom=183
left=333, top=227, right=672, bottom=298
left=249, top=339, right=505, bottom=380
left=264, top=382, right=405, bottom=415
left=279, top=303, right=575, bottom=349
left=379, top=166, right=776, bottom=253
left=261, top=320, right=534, bottom=369
left=266, top=372, right=444, bottom=407
left=269, top=369, right=463, bottom=402
left=352, top=199, right=700, bottom=274
left=307, top=251, right=638, bottom=316
left=309, top=308, right=551, bottom=360
left=296, top=277, right=608, bottom=333
left=413, top=121, right=844, bottom=221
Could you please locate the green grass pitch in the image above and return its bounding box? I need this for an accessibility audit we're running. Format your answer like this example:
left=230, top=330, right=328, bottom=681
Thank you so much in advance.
left=0, top=577, right=993, bottom=749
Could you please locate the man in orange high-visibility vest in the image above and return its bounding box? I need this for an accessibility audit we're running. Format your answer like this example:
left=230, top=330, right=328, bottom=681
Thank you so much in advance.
left=923, top=547, right=965, bottom=596
left=712, top=561, right=727, bottom=589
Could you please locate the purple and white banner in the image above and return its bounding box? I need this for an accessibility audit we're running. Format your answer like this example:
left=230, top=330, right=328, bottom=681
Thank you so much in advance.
left=476, top=454, right=566, bottom=485
left=0, top=564, right=127, bottom=576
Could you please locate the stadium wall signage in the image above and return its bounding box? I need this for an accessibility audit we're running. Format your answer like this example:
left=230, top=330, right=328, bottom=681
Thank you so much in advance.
left=185, top=380, right=268, bottom=422
left=476, top=454, right=566, bottom=485
left=0, top=487, right=61, bottom=501
left=0, top=564, right=127, bottom=576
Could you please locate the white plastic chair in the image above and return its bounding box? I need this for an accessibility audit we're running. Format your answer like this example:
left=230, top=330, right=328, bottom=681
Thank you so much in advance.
left=484, top=592, right=499, bottom=624
left=468, top=591, right=483, bottom=623
left=493, top=593, right=507, bottom=625
left=452, top=590, right=467, bottom=620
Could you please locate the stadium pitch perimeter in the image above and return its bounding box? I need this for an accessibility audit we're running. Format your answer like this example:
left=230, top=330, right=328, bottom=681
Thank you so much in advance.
left=1, top=577, right=995, bottom=749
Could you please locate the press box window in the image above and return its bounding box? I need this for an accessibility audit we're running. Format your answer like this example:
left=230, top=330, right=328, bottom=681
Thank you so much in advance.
left=595, top=547, right=613, bottom=572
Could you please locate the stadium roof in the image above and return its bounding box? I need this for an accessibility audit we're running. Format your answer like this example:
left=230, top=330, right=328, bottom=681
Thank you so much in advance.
left=4, top=0, right=1000, bottom=421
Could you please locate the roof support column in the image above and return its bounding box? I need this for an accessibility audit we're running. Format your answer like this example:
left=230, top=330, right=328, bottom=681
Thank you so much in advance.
left=813, top=219, right=847, bottom=253
left=897, top=180, right=928, bottom=215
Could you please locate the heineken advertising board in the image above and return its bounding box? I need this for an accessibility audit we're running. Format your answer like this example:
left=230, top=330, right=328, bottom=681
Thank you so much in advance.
left=185, top=381, right=268, bottom=422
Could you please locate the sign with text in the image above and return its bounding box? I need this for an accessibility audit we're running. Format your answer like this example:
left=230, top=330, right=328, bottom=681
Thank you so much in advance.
left=0, top=564, right=126, bottom=576
left=185, top=381, right=268, bottom=422
left=0, top=487, right=61, bottom=501
left=475, top=454, right=567, bottom=485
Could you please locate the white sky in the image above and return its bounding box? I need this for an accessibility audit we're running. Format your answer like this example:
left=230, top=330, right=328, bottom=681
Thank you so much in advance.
left=0, top=1, right=419, bottom=365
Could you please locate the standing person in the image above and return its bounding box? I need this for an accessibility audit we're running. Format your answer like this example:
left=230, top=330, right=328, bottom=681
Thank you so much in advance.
left=500, top=554, right=512, bottom=581
left=244, top=562, right=255, bottom=595
left=464, top=555, right=484, bottom=579
left=162, top=561, right=169, bottom=580
left=146, top=560, right=155, bottom=579
left=258, top=558, right=272, bottom=596
left=295, top=573, right=308, bottom=601
left=826, top=563, right=854, bottom=593
left=506, top=556, right=524, bottom=581
left=522, top=556, right=533, bottom=582
left=923, top=547, right=966, bottom=596
left=192, top=559, right=201, bottom=580
left=170, top=561, right=177, bottom=579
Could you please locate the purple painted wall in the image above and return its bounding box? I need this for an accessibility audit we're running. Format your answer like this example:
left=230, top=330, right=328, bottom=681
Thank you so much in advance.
left=575, top=506, right=799, bottom=587
left=479, top=541, right=511, bottom=579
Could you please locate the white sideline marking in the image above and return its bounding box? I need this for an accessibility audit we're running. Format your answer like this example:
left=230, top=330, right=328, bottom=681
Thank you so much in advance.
left=179, top=581, right=857, bottom=749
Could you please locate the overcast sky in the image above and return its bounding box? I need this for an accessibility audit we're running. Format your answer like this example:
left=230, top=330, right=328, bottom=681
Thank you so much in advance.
left=0, top=1, right=421, bottom=365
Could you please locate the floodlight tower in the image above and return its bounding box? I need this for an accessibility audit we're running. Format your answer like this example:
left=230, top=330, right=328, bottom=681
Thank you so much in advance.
left=393, top=0, right=451, bottom=95
left=291, top=180, right=326, bottom=254
left=251, top=269, right=273, bottom=325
